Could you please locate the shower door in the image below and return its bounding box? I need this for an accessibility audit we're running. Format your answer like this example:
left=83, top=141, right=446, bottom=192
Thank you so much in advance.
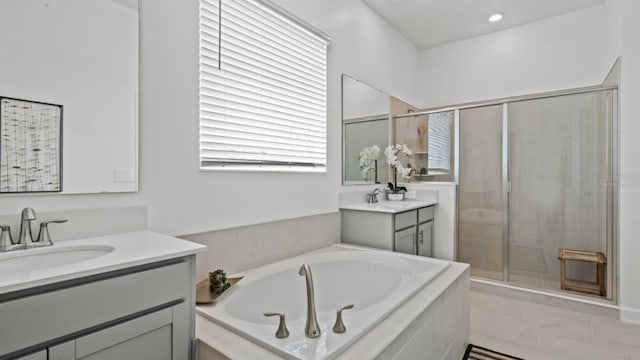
left=458, top=105, right=505, bottom=281
left=457, top=89, right=615, bottom=298
left=507, top=91, right=613, bottom=295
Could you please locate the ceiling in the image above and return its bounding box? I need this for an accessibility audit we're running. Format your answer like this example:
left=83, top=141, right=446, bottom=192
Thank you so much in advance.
left=362, top=0, right=606, bottom=50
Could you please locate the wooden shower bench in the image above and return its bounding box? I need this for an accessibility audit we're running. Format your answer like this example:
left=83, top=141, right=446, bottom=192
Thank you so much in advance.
left=558, top=248, right=606, bottom=297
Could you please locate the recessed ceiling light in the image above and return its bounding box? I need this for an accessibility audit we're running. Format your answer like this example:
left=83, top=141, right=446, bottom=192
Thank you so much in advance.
left=488, top=13, right=503, bottom=22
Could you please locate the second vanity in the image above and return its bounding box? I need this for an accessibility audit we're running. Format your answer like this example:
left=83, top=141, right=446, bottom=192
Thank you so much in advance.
left=0, top=231, right=205, bottom=360
left=340, top=200, right=437, bottom=257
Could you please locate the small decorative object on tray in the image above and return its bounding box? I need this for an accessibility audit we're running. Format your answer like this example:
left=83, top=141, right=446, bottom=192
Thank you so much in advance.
left=196, top=269, right=243, bottom=305
left=209, top=269, right=231, bottom=294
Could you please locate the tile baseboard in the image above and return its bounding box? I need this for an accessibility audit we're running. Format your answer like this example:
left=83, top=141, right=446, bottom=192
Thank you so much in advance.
left=620, top=306, right=640, bottom=324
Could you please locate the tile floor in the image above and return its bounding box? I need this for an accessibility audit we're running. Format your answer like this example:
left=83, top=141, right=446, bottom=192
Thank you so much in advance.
left=470, top=290, right=640, bottom=360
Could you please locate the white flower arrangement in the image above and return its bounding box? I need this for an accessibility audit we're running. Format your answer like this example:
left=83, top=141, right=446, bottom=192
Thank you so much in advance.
left=385, top=144, right=414, bottom=187
left=358, top=145, right=380, bottom=181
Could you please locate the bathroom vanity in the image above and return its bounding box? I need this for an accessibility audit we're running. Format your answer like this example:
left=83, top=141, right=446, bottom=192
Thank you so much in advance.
left=340, top=200, right=436, bottom=257
left=0, top=231, right=205, bottom=360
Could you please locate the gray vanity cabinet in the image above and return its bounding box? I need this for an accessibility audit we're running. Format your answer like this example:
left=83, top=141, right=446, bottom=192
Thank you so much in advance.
left=0, top=257, right=196, bottom=360
left=341, top=205, right=435, bottom=257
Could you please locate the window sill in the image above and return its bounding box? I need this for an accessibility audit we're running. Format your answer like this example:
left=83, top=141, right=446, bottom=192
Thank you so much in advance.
left=200, top=165, right=327, bottom=173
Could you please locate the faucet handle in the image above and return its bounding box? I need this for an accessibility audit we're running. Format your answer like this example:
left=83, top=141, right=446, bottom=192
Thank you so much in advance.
left=332, top=304, right=354, bottom=333
left=36, top=218, right=68, bottom=245
left=0, top=225, right=15, bottom=251
left=263, top=312, right=290, bottom=338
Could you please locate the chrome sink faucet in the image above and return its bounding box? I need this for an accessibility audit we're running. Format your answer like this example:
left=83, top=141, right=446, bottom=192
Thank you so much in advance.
left=18, top=207, right=36, bottom=246
left=0, top=208, right=68, bottom=252
left=367, top=188, right=382, bottom=204
left=298, top=264, right=321, bottom=338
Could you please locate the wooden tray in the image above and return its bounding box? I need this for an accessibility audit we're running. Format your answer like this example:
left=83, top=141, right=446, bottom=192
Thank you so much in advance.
left=196, top=276, right=243, bottom=305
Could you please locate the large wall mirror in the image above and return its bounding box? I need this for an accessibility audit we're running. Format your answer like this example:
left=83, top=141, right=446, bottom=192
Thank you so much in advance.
left=0, top=0, right=138, bottom=195
left=342, top=75, right=390, bottom=185
left=342, top=74, right=455, bottom=185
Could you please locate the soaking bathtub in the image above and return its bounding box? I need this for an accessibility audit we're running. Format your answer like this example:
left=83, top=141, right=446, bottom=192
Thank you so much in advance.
left=196, top=244, right=466, bottom=360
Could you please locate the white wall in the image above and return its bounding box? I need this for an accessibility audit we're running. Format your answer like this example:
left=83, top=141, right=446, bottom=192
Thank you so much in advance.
left=342, top=76, right=389, bottom=120
left=0, top=0, right=138, bottom=194
left=416, top=5, right=618, bottom=108
left=0, top=0, right=418, bottom=237
left=615, top=0, right=640, bottom=324
left=139, top=0, right=418, bottom=235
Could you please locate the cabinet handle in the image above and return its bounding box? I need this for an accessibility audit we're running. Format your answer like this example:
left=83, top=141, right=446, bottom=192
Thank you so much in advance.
left=418, top=230, right=424, bottom=244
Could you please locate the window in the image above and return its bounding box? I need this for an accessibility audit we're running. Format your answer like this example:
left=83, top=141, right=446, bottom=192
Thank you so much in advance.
left=427, top=111, right=453, bottom=174
left=199, top=0, right=330, bottom=171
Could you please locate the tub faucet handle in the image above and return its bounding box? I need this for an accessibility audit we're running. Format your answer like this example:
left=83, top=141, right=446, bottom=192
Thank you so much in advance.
left=332, top=304, right=354, bottom=333
left=263, top=312, right=290, bottom=339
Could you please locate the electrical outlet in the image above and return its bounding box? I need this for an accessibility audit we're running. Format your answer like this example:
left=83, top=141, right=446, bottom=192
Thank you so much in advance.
left=115, top=168, right=135, bottom=182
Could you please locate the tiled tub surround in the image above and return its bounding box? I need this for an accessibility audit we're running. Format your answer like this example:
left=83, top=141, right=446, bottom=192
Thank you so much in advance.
left=180, top=212, right=339, bottom=282
left=196, top=245, right=470, bottom=360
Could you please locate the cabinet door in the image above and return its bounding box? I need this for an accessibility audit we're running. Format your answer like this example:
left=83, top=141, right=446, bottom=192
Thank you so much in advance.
left=417, top=221, right=434, bottom=257
left=49, top=341, right=75, bottom=360
left=75, top=308, right=173, bottom=360
left=394, top=227, right=416, bottom=255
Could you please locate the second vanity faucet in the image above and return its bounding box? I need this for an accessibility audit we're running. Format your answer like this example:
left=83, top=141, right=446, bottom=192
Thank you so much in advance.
left=298, top=264, right=321, bottom=338
left=367, top=188, right=382, bottom=204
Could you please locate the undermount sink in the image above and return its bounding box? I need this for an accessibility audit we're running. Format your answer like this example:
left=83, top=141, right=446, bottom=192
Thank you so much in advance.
left=0, top=245, right=115, bottom=273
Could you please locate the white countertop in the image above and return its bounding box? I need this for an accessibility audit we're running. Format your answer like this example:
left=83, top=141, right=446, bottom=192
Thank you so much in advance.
left=340, top=200, right=437, bottom=213
left=0, top=230, right=206, bottom=294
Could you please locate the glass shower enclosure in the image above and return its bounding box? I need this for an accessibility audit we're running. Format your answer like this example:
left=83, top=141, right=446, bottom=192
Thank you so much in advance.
left=458, top=89, right=616, bottom=299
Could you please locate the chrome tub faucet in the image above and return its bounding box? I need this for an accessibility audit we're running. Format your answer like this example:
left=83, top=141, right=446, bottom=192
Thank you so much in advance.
left=298, top=264, right=321, bottom=338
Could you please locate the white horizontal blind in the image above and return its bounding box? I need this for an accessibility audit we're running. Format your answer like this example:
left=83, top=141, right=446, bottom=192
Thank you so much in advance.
left=199, top=0, right=329, bottom=170
left=428, top=111, right=453, bottom=173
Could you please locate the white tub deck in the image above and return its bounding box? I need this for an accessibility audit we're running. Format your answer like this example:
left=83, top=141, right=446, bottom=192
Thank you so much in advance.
left=196, top=244, right=469, bottom=360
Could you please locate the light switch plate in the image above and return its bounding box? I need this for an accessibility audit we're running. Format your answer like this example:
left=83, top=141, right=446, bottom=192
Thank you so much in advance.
left=404, top=190, right=416, bottom=199
left=115, top=168, right=135, bottom=182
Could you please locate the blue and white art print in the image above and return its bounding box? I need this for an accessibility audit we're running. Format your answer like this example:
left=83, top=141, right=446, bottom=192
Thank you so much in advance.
left=0, top=97, right=62, bottom=193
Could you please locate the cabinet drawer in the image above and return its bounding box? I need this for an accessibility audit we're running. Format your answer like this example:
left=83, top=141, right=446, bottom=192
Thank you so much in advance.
left=394, top=210, right=417, bottom=230
left=419, top=206, right=435, bottom=223
left=75, top=307, right=173, bottom=359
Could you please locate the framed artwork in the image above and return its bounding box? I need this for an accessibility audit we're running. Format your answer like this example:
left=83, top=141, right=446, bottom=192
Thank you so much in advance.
left=0, top=96, right=63, bottom=193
